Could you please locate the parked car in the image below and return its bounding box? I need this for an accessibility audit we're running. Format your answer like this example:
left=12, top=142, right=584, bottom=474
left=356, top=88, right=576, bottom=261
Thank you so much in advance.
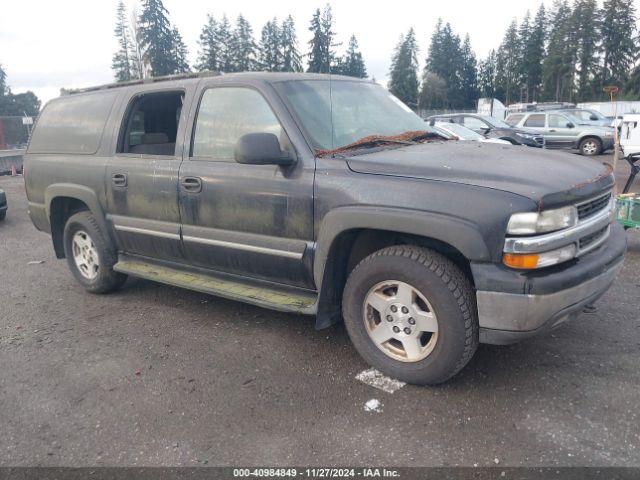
left=505, top=111, right=614, bottom=156
left=431, top=121, right=511, bottom=145
left=24, top=72, right=626, bottom=385
left=560, top=108, right=613, bottom=127
left=0, top=188, right=6, bottom=221
left=427, top=113, right=544, bottom=147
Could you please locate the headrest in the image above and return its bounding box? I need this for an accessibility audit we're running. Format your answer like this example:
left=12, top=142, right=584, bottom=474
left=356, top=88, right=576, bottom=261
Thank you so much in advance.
left=141, top=133, right=169, bottom=144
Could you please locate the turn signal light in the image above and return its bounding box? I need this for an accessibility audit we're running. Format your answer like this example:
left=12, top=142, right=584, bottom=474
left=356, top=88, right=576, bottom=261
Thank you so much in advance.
left=503, top=253, right=539, bottom=269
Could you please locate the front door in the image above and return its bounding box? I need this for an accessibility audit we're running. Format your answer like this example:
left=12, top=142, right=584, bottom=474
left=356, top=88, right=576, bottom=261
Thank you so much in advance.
left=178, top=85, right=315, bottom=288
left=105, top=88, right=191, bottom=261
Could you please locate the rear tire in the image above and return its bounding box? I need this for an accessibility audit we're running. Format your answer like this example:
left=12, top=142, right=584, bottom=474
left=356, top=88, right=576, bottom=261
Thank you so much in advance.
left=63, top=211, right=127, bottom=293
left=342, top=245, right=478, bottom=385
left=0, top=210, right=5, bottom=221
left=579, top=137, right=602, bottom=156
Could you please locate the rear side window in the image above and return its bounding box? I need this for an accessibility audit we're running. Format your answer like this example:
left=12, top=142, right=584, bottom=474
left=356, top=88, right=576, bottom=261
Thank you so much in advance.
left=28, top=92, right=117, bottom=154
left=524, top=114, right=546, bottom=128
left=505, top=114, right=524, bottom=126
left=191, top=87, right=284, bottom=161
left=118, top=90, right=184, bottom=156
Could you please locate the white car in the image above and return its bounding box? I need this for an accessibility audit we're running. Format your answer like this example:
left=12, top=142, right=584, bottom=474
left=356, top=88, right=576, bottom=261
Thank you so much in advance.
left=433, top=121, right=511, bottom=145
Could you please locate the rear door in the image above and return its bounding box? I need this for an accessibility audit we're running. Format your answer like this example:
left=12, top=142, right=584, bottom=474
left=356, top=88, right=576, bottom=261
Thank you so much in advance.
left=178, top=82, right=315, bottom=288
left=546, top=113, right=577, bottom=148
left=104, top=86, right=194, bottom=261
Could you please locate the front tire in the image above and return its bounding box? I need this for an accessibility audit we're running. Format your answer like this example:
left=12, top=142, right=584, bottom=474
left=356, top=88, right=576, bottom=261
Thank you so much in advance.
left=342, top=245, right=478, bottom=385
left=63, top=211, right=127, bottom=293
left=579, top=137, right=602, bottom=156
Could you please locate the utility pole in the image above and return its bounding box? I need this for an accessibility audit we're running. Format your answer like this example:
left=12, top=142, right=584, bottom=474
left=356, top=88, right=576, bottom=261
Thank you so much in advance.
left=603, top=85, right=620, bottom=187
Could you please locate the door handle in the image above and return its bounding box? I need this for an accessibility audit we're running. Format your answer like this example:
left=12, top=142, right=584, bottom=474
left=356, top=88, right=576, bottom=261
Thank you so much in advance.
left=112, top=173, right=127, bottom=187
left=181, top=176, right=202, bottom=193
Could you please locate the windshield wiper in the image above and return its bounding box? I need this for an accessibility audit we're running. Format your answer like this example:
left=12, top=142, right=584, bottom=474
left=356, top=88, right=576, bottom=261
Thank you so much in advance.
left=316, top=130, right=447, bottom=156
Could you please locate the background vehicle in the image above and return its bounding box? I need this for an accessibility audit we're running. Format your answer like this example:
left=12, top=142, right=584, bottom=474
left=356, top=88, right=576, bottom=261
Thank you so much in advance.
left=24, top=73, right=626, bottom=385
left=0, top=188, right=6, bottom=220
left=427, top=113, right=544, bottom=147
left=431, top=121, right=511, bottom=145
left=562, top=108, right=613, bottom=127
left=506, top=111, right=614, bottom=156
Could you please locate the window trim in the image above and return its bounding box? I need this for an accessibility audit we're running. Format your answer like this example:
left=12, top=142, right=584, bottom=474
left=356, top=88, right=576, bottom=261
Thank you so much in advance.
left=189, top=84, right=291, bottom=163
left=116, top=88, right=186, bottom=159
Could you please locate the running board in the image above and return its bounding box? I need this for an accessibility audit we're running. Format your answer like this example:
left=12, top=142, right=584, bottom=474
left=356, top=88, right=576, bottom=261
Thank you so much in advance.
left=113, top=258, right=317, bottom=314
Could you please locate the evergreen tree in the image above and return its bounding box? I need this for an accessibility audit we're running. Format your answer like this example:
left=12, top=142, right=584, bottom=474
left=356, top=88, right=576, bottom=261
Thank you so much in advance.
left=138, top=0, right=174, bottom=76
left=231, top=14, right=258, bottom=72
left=129, top=7, right=147, bottom=79
left=217, top=15, right=235, bottom=72
left=460, top=35, right=478, bottom=108
left=112, top=1, right=133, bottom=82
left=259, top=18, right=282, bottom=71
left=541, top=0, right=576, bottom=101
left=573, top=0, right=600, bottom=101
left=196, top=14, right=220, bottom=72
left=601, top=0, right=637, bottom=89
left=170, top=27, right=190, bottom=73
left=521, top=4, right=546, bottom=101
left=307, top=5, right=335, bottom=73
left=418, top=71, right=448, bottom=110
left=388, top=28, right=419, bottom=109
left=424, top=20, right=465, bottom=108
left=339, top=35, right=367, bottom=78
left=516, top=11, right=531, bottom=100
left=478, top=50, right=497, bottom=98
left=281, top=15, right=302, bottom=72
left=495, top=19, right=521, bottom=104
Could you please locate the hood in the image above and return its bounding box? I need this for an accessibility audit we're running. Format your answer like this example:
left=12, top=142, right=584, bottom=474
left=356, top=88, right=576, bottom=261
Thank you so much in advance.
left=346, top=141, right=613, bottom=206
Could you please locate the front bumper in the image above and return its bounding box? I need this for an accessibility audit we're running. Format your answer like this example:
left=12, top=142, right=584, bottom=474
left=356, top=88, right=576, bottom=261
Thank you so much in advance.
left=475, top=223, right=627, bottom=345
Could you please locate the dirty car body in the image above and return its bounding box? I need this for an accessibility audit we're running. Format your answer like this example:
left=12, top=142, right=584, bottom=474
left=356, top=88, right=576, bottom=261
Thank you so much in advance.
left=24, top=73, right=626, bottom=384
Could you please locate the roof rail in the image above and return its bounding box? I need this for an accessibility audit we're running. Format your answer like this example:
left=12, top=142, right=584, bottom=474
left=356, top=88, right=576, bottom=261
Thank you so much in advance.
left=61, top=71, right=222, bottom=95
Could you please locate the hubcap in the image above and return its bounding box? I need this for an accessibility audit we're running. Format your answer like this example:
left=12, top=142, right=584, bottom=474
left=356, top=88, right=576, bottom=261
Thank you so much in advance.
left=583, top=141, right=597, bottom=155
left=72, top=230, right=100, bottom=280
left=363, top=280, right=438, bottom=362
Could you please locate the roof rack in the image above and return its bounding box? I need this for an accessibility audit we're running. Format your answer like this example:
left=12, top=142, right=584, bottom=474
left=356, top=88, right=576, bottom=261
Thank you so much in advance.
left=61, top=71, right=222, bottom=95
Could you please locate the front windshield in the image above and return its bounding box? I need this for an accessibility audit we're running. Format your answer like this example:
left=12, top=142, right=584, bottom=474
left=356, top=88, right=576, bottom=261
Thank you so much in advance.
left=483, top=116, right=512, bottom=129
left=437, top=122, right=483, bottom=140
left=277, top=80, right=429, bottom=150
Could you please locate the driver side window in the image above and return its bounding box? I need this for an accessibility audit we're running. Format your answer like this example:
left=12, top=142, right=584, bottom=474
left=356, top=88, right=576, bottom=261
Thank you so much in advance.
left=192, top=87, right=286, bottom=161
left=548, top=114, right=568, bottom=128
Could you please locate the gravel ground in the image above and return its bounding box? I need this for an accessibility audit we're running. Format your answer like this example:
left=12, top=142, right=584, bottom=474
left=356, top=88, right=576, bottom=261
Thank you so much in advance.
left=0, top=153, right=639, bottom=467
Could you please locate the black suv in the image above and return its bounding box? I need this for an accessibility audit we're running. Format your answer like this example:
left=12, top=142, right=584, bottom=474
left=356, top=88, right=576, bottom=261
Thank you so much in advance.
left=24, top=73, right=626, bottom=384
left=428, top=113, right=544, bottom=147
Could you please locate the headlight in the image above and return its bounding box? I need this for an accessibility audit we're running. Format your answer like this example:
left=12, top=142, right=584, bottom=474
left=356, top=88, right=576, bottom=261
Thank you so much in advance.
left=503, top=244, right=577, bottom=269
left=507, top=206, right=578, bottom=235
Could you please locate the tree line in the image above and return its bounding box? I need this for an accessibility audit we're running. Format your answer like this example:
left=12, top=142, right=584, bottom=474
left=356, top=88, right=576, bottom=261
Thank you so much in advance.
left=0, top=64, right=41, bottom=117
left=112, top=1, right=367, bottom=81
left=391, top=0, right=638, bottom=111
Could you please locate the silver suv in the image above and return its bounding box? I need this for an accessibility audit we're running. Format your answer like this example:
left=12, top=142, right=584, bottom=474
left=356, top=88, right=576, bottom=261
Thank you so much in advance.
left=505, top=111, right=614, bottom=156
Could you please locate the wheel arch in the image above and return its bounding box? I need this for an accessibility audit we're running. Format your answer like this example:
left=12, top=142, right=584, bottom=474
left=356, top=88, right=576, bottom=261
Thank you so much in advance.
left=45, top=184, right=110, bottom=259
left=313, top=207, right=490, bottom=329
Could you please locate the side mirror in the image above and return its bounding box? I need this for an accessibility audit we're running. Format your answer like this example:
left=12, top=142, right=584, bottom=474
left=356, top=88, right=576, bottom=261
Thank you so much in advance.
left=566, top=122, right=575, bottom=128
left=481, top=127, right=491, bottom=134
left=589, top=114, right=599, bottom=121
left=235, top=133, right=295, bottom=166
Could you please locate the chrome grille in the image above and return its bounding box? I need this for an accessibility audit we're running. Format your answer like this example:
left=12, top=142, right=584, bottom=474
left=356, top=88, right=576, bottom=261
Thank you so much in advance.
left=577, top=192, right=612, bottom=220
left=579, top=226, right=609, bottom=252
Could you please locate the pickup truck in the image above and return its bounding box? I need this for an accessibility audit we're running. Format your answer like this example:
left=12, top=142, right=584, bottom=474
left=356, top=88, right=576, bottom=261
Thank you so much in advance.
left=24, top=72, right=626, bottom=385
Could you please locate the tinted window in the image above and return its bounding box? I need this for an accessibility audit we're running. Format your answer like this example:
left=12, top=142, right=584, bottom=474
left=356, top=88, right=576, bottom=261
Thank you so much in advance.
left=461, top=116, right=488, bottom=130
left=524, top=114, right=545, bottom=128
left=28, top=92, right=117, bottom=154
left=549, top=114, right=569, bottom=128
left=505, top=114, right=524, bottom=126
left=192, top=87, right=284, bottom=160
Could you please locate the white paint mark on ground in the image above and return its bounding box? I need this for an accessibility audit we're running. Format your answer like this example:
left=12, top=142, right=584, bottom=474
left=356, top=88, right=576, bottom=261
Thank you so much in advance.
left=364, top=399, right=383, bottom=412
left=356, top=368, right=406, bottom=394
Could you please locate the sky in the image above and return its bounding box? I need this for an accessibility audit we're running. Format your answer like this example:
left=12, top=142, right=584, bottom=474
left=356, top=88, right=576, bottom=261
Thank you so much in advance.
left=1, top=0, right=638, bottom=104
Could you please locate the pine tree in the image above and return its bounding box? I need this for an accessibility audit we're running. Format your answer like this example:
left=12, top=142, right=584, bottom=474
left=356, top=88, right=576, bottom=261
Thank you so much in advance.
left=196, top=14, right=220, bottom=72
left=388, top=28, right=419, bottom=109
left=460, top=35, right=478, bottom=108
left=541, top=0, right=576, bottom=101
left=170, top=27, right=190, bottom=73
left=494, top=20, right=521, bottom=104
left=129, top=7, right=147, bottom=79
left=281, top=15, right=302, bottom=72
left=517, top=11, right=531, bottom=100
left=138, top=0, right=175, bottom=77
left=339, top=35, right=367, bottom=78
left=424, top=20, right=465, bottom=108
left=307, top=5, right=335, bottom=73
left=259, top=18, right=282, bottom=71
left=217, top=15, right=235, bottom=72
left=478, top=50, right=497, bottom=98
left=522, top=4, right=546, bottom=101
left=112, top=1, right=133, bottom=82
left=418, top=71, right=448, bottom=110
left=573, top=0, right=600, bottom=101
left=230, top=14, right=258, bottom=72
left=601, top=0, right=637, bottom=89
